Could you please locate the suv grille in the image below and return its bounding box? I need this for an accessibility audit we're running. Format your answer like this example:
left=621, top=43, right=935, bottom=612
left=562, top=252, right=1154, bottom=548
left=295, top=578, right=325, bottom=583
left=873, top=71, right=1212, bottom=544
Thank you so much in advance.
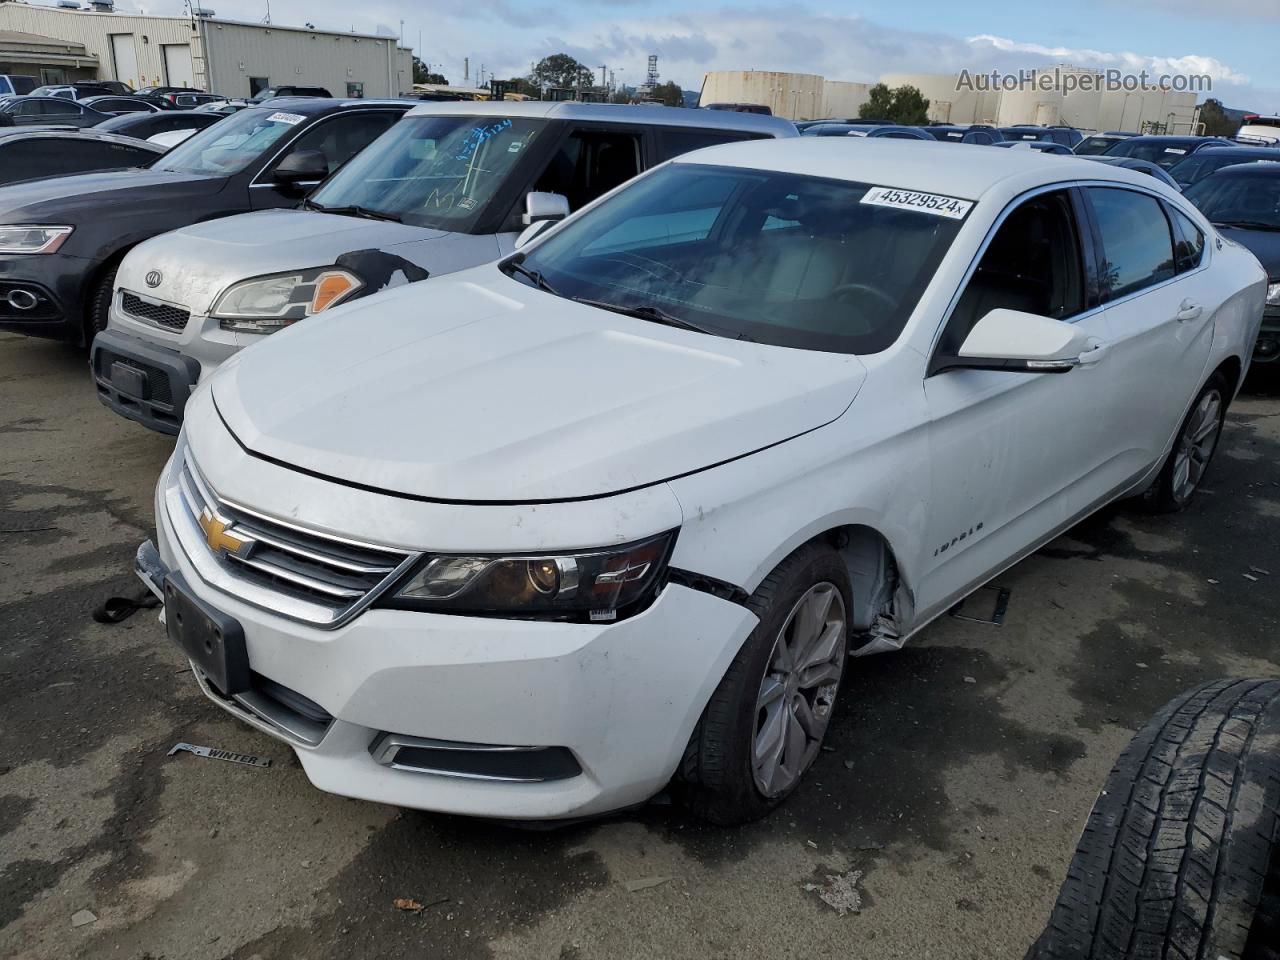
left=174, top=453, right=417, bottom=625
left=121, top=290, right=190, bottom=331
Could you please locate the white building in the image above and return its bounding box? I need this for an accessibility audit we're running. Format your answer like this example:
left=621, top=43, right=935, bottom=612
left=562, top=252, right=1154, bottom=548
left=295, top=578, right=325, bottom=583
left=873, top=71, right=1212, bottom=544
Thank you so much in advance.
left=0, top=1, right=412, bottom=98
left=702, top=66, right=1201, bottom=133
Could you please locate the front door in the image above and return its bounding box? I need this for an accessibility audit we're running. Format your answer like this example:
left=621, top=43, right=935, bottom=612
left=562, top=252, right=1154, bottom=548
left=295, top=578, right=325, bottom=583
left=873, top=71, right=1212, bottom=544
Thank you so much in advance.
left=1082, top=186, right=1216, bottom=480
left=918, top=187, right=1116, bottom=617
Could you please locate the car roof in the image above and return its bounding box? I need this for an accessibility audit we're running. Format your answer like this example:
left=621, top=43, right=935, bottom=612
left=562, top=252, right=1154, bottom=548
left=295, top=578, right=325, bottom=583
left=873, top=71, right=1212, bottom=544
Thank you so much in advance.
left=1123, top=135, right=1219, bottom=143
left=673, top=136, right=1169, bottom=200
left=402, top=100, right=797, bottom=136
left=1203, top=161, right=1280, bottom=177
left=0, top=127, right=164, bottom=150
left=240, top=97, right=414, bottom=115
left=1192, top=145, right=1279, bottom=157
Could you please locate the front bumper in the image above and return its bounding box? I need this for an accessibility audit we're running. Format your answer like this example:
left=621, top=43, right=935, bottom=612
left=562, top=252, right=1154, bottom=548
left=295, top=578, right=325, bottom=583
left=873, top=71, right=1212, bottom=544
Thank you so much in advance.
left=1254, top=306, right=1280, bottom=364
left=91, top=329, right=201, bottom=435
left=144, top=500, right=757, bottom=819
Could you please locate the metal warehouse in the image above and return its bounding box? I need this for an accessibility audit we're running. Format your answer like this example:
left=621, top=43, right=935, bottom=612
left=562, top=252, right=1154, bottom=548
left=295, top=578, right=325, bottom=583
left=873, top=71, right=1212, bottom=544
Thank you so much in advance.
left=0, top=1, right=412, bottom=98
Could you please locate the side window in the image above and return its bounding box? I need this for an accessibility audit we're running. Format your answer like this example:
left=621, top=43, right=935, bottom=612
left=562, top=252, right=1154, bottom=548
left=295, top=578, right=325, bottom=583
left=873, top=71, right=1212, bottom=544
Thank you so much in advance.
left=655, top=128, right=757, bottom=162
left=1087, top=187, right=1176, bottom=300
left=942, top=190, right=1087, bottom=353
left=1169, top=208, right=1206, bottom=273
left=531, top=130, right=641, bottom=212
left=78, top=141, right=156, bottom=170
left=40, top=100, right=80, bottom=117
left=271, top=112, right=400, bottom=177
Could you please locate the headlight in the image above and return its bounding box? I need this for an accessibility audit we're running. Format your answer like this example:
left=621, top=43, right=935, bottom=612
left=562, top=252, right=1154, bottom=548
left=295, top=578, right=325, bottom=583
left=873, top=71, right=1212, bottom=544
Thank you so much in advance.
left=385, top=531, right=678, bottom=622
left=1267, top=282, right=1280, bottom=305
left=0, top=225, right=73, bottom=254
left=212, top=267, right=363, bottom=333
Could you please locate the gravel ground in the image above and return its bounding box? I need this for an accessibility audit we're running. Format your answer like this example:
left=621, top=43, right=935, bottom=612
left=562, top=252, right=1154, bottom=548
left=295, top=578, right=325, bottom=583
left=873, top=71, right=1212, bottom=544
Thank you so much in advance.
left=2, top=331, right=1278, bottom=960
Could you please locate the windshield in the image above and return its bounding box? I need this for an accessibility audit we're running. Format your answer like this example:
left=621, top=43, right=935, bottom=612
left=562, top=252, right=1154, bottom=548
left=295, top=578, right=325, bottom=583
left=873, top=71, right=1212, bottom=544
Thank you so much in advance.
left=1076, top=136, right=1120, bottom=156
left=152, top=107, right=303, bottom=175
left=1185, top=173, right=1280, bottom=230
left=307, top=115, right=546, bottom=232
left=507, top=163, right=967, bottom=355
left=1107, top=139, right=1202, bottom=168
left=1170, top=153, right=1279, bottom=186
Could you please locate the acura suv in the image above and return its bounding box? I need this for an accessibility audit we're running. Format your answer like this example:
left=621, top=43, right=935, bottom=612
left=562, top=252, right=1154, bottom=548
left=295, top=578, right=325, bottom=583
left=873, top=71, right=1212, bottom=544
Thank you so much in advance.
left=136, top=139, right=1265, bottom=824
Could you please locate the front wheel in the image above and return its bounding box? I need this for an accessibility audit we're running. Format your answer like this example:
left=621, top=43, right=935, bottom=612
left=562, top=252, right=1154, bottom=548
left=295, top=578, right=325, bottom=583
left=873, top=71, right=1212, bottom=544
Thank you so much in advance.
left=85, top=264, right=119, bottom=344
left=676, top=543, right=852, bottom=825
left=1141, top=372, right=1227, bottom=513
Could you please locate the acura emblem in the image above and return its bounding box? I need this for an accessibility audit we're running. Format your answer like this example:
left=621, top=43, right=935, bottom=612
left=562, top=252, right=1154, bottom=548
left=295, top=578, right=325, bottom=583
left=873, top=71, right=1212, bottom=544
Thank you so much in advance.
left=145, top=270, right=162, bottom=288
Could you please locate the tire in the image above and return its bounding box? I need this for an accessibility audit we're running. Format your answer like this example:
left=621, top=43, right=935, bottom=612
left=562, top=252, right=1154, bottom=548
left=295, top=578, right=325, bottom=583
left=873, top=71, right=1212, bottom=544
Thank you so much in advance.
left=1030, top=678, right=1280, bottom=960
left=676, top=542, right=852, bottom=826
left=85, top=263, right=118, bottom=343
left=1141, top=372, right=1228, bottom=514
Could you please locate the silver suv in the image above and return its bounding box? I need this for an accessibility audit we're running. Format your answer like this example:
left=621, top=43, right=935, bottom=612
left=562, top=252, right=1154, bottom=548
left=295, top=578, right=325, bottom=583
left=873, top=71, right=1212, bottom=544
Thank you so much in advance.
left=93, top=101, right=795, bottom=433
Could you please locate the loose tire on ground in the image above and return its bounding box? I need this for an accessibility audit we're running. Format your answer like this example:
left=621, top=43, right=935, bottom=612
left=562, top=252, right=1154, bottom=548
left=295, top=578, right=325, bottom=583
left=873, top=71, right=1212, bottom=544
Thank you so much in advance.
left=676, top=542, right=853, bottom=826
left=1029, top=678, right=1280, bottom=960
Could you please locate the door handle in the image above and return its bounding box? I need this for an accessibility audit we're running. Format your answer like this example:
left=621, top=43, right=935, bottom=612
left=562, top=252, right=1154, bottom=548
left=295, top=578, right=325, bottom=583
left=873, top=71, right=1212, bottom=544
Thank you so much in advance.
left=1076, top=340, right=1110, bottom=365
left=1175, top=299, right=1202, bottom=322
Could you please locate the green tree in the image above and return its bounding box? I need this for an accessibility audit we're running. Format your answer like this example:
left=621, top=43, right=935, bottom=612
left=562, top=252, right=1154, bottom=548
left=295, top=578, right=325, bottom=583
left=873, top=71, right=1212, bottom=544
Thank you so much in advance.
left=650, top=80, right=684, bottom=107
left=1199, top=98, right=1238, bottom=137
left=858, top=83, right=930, bottom=125
left=412, top=57, right=446, bottom=85
left=530, top=53, right=593, bottom=91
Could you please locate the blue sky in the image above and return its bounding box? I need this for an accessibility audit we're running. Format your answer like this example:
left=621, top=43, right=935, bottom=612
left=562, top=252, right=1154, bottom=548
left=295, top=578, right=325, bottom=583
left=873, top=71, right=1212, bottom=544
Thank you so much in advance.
left=127, top=0, right=1279, bottom=110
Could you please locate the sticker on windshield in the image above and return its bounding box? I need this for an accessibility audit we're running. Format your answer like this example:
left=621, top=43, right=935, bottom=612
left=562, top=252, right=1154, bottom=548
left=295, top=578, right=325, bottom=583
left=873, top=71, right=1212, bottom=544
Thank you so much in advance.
left=1164, top=147, right=1187, bottom=155
left=266, top=111, right=306, bottom=125
left=860, top=187, right=973, bottom=219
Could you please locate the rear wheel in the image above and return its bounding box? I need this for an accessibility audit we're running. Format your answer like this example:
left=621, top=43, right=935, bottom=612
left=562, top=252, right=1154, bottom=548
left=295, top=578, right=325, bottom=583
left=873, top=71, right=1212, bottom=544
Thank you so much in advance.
left=677, top=543, right=851, bottom=825
left=1029, top=678, right=1280, bottom=960
left=1141, top=373, right=1227, bottom=513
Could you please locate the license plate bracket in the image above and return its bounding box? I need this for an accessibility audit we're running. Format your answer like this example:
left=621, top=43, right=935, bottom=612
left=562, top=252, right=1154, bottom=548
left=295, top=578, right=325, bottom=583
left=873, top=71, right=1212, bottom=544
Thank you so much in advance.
left=110, top=361, right=147, bottom=398
left=164, top=574, right=249, bottom=695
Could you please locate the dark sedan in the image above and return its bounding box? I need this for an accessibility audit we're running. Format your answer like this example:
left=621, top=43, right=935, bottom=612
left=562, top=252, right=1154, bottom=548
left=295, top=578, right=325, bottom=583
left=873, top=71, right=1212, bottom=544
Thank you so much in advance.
left=924, top=124, right=1003, bottom=144
left=94, top=110, right=223, bottom=142
left=0, top=96, right=112, bottom=128
left=1184, top=163, right=1280, bottom=367
left=1074, top=132, right=1138, bottom=155
left=1103, top=135, right=1236, bottom=169
left=1084, top=155, right=1182, bottom=190
left=801, top=122, right=935, bottom=139
left=1168, top=145, right=1280, bottom=189
left=0, top=129, right=164, bottom=186
left=994, top=140, right=1073, bottom=155
left=999, top=125, right=1083, bottom=148
left=0, top=98, right=409, bottom=346
left=80, top=96, right=161, bottom=116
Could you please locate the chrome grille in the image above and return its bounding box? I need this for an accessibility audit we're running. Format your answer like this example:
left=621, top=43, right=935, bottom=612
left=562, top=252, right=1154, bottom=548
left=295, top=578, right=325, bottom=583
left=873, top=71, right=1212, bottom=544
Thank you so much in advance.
left=121, top=290, right=190, bottom=331
left=173, top=452, right=418, bottom=627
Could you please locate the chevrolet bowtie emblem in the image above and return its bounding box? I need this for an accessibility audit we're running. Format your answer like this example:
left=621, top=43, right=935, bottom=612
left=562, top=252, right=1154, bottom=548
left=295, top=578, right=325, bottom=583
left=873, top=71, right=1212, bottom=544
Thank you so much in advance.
left=198, top=507, right=250, bottom=558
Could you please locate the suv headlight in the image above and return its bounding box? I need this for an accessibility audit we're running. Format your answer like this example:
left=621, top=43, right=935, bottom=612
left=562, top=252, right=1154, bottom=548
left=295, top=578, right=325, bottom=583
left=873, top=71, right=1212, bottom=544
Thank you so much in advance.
left=0, top=225, right=73, bottom=254
left=1267, top=282, right=1280, bottom=306
left=384, top=531, right=678, bottom=622
left=211, top=267, right=363, bottom=333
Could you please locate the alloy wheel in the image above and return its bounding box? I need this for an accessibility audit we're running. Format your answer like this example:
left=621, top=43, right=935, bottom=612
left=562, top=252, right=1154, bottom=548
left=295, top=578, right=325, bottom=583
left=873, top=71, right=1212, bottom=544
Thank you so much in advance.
left=1171, top=388, right=1223, bottom=503
left=752, top=582, right=847, bottom=798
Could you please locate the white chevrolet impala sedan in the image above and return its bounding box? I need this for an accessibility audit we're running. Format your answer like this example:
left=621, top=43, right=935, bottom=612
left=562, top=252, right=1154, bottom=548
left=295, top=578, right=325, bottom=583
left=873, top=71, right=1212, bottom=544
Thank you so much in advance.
left=138, top=138, right=1266, bottom=824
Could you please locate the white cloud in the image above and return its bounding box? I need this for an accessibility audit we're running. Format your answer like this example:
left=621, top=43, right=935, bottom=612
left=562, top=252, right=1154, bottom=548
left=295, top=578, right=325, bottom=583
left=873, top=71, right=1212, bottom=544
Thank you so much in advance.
left=969, top=34, right=1251, bottom=86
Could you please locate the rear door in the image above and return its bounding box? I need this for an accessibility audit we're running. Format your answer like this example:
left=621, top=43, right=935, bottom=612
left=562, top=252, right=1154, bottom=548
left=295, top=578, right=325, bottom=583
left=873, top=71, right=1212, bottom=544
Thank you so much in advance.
left=1080, top=186, right=1215, bottom=478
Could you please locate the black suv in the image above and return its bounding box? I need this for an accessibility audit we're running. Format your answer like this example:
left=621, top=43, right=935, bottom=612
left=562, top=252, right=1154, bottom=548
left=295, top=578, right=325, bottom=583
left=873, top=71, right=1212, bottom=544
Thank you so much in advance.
left=248, top=85, right=333, bottom=103
left=0, top=98, right=410, bottom=345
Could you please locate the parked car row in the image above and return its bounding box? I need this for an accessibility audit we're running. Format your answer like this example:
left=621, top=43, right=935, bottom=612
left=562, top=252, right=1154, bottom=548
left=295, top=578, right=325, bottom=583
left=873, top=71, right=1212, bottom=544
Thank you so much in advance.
left=0, top=101, right=1273, bottom=827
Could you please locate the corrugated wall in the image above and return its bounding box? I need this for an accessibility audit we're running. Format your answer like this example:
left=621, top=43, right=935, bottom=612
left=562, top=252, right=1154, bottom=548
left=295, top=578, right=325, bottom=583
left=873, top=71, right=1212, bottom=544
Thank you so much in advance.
left=0, top=6, right=411, bottom=97
left=0, top=6, right=201, bottom=88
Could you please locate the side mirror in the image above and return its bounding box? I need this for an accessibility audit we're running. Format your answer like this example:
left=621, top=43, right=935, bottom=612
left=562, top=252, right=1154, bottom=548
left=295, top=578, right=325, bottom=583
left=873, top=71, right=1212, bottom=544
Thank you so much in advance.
left=273, top=149, right=328, bottom=184
left=513, top=218, right=554, bottom=250
left=948, top=308, right=1094, bottom=374
left=522, top=191, right=570, bottom=226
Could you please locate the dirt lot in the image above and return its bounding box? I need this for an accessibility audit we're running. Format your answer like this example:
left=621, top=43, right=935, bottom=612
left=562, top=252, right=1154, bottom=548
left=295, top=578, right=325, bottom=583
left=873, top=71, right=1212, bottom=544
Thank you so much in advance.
left=2, top=330, right=1278, bottom=960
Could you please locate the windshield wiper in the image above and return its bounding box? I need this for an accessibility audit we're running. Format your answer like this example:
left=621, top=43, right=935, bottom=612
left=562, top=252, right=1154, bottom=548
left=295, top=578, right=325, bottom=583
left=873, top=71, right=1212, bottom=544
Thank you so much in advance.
left=302, top=198, right=402, bottom=223
left=571, top=298, right=724, bottom=337
left=503, top=258, right=559, bottom=295
left=1212, top=219, right=1280, bottom=231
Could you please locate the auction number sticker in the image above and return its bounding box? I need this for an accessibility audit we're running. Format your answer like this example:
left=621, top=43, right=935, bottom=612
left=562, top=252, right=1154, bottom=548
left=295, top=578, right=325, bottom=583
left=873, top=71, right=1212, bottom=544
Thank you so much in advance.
left=266, top=112, right=306, bottom=125
left=860, top=187, right=973, bottom=219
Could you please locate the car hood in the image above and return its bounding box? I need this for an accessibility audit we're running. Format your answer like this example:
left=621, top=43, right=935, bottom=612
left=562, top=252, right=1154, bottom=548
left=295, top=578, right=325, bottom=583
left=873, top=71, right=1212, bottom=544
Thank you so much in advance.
left=119, top=209, right=458, bottom=315
left=1218, top=225, right=1280, bottom=279
left=210, top=272, right=866, bottom=502
left=0, top=168, right=221, bottom=219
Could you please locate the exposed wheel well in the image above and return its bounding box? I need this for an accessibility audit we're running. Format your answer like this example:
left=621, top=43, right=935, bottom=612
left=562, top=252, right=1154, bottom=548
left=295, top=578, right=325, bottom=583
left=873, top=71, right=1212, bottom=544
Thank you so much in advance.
left=1213, top=355, right=1243, bottom=400
left=813, top=524, right=907, bottom=633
